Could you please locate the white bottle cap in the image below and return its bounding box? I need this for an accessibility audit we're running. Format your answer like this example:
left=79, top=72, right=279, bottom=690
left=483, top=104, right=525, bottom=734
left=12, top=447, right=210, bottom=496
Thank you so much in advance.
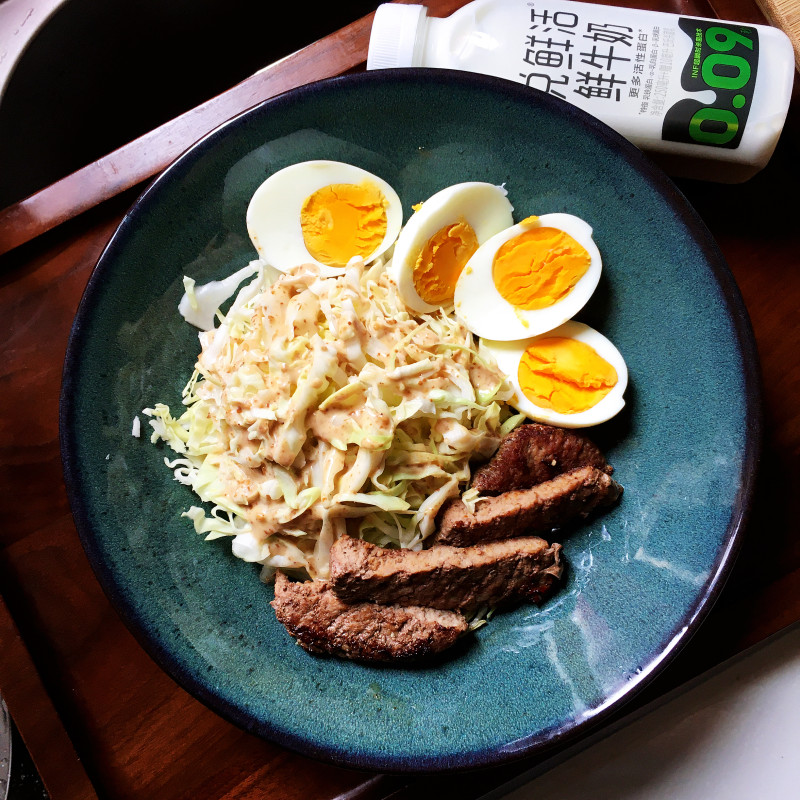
left=367, top=3, right=428, bottom=70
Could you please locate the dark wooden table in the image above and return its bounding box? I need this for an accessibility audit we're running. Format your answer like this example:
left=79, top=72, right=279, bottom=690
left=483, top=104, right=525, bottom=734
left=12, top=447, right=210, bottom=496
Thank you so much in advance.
left=1, top=1, right=799, bottom=798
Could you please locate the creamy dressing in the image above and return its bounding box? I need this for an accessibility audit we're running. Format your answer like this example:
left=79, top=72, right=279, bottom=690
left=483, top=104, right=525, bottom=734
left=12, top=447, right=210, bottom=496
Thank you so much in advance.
left=151, top=257, right=518, bottom=579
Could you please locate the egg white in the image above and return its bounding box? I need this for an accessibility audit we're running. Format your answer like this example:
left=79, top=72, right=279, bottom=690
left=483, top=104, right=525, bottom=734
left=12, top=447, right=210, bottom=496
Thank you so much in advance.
left=246, top=160, right=403, bottom=276
left=389, top=182, right=514, bottom=313
left=481, top=321, right=628, bottom=428
left=454, top=213, right=602, bottom=341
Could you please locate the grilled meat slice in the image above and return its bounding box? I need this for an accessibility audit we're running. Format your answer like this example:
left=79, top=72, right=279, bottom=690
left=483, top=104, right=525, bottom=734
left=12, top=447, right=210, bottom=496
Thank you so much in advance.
left=271, top=571, right=468, bottom=662
left=471, top=422, right=612, bottom=494
left=329, top=535, right=563, bottom=612
left=434, top=465, right=622, bottom=547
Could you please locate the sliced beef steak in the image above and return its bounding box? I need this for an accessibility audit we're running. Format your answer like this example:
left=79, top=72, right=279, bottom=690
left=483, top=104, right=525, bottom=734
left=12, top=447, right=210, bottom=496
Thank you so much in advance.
left=471, top=422, right=612, bottom=494
left=271, top=571, right=467, bottom=662
left=329, top=535, right=563, bottom=612
left=434, top=465, right=622, bottom=547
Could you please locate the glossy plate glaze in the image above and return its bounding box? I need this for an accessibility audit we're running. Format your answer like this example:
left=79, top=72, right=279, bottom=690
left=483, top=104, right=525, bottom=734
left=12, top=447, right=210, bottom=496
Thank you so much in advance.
left=60, top=70, right=760, bottom=772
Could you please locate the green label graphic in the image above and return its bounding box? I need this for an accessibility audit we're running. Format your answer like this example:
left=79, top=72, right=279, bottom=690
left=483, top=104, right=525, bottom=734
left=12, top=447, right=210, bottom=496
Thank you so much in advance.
left=663, top=19, right=759, bottom=149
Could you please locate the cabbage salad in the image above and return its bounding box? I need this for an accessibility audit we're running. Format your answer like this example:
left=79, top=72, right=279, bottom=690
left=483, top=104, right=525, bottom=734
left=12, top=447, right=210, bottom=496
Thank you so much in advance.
left=144, top=255, right=523, bottom=580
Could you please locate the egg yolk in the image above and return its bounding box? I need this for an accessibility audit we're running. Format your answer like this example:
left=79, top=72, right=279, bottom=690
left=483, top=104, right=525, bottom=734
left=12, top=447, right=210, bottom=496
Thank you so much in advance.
left=300, top=182, right=388, bottom=267
left=412, top=220, right=479, bottom=305
left=492, top=223, right=591, bottom=310
left=518, top=337, right=617, bottom=414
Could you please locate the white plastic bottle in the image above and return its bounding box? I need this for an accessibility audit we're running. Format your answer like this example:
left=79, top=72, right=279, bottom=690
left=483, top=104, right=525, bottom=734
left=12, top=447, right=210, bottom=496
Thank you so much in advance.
left=367, top=0, right=795, bottom=182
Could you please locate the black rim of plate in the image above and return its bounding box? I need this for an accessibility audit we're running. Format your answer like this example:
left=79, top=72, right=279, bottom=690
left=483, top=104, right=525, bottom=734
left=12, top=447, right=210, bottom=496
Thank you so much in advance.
left=60, top=68, right=763, bottom=773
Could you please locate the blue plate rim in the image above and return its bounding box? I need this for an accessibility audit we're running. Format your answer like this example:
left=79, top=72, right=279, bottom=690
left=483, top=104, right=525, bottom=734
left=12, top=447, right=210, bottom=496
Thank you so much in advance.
left=59, top=68, right=763, bottom=773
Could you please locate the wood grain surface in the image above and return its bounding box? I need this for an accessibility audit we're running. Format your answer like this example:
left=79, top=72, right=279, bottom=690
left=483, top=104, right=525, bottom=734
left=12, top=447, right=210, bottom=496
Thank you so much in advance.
left=0, top=593, right=97, bottom=800
left=1, top=0, right=799, bottom=797
left=755, top=0, right=800, bottom=64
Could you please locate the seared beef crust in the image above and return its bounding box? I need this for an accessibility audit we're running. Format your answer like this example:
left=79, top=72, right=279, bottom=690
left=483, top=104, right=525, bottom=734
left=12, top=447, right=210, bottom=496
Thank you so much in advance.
left=271, top=571, right=467, bottom=662
left=471, top=422, right=612, bottom=494
left=271, top=423, right=622, bottom=662
left=434, top=465, right=622, bottom=547
left=329, top=535, right=563, bottom=612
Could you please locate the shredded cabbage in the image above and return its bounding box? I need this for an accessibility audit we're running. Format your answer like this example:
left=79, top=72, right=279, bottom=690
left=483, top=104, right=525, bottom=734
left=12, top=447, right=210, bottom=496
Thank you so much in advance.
left=144, top=256, right=521, bottom=579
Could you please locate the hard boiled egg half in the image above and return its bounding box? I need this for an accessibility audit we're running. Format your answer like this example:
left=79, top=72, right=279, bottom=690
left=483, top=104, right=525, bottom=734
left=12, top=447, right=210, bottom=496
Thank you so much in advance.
left=481, top=321, right=628, bottom=428
left=454, top=213, right=602, bottom=341
left=246, top=160, right=403, bottom=276
left=390, top=182, right=514, bottom=313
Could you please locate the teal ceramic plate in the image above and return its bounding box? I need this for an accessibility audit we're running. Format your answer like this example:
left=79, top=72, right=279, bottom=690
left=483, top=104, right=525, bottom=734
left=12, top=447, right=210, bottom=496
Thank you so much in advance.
left=61, top=70, right=760, bottom=772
